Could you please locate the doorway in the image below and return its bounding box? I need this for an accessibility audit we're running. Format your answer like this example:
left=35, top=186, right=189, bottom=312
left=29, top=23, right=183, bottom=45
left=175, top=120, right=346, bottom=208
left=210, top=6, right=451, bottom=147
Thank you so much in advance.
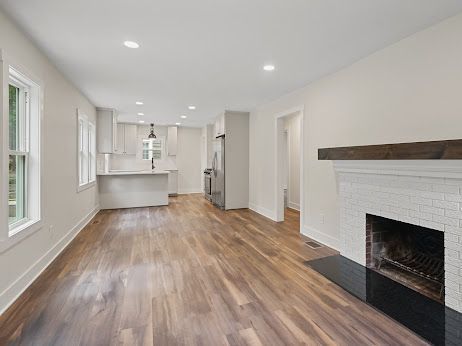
left=275, top=107, right=304, bottom=224
left=282, top=130, right=289, bottom=209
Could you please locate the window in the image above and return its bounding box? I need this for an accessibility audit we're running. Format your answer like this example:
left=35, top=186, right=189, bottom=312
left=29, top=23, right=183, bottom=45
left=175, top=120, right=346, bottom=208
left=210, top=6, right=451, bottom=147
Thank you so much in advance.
left=142, top=138, right=165, bottom=160
left=77, top=110, right=96, bottom=190
left=7, top=66, right=41, bottom=236
left=8, top=83, right=26, bottom=226
left=89, top=123, right=96, bottom=182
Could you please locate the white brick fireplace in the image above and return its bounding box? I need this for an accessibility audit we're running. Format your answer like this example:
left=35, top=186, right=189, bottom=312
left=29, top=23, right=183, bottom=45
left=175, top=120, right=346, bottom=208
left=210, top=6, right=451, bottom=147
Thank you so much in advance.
left=334, top=160, right=462, bottom=313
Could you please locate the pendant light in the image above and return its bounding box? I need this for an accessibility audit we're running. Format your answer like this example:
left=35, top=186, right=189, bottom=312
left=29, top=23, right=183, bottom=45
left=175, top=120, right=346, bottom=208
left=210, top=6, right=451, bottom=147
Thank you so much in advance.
left=148, top=123, right=157, bottom=139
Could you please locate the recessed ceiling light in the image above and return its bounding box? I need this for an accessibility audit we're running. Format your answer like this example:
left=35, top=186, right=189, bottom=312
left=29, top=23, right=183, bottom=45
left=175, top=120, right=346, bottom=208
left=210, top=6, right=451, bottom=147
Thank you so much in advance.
left=139, top=120, right=145, bottom=123
left=188, top=105, right=196, bottom=110
left=135, top=101, right=143, bottom=105
left=180, top=115, right=187, bottom=119
left=263, top=64, right=275, bottom=71
left=175, top=122, right=181, bottom=126
left=123, top=41, right=140, bottom=49
left=137, top=112, right=144, bottom=116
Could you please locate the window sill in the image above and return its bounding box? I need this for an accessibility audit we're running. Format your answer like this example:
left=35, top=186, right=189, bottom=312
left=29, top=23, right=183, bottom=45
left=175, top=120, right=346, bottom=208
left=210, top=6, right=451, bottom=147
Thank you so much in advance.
left=0, top=219, right=43, bottom=253
left=77, top=180, right=96, bottom=193
left=9, top=218, right=41, bottom=237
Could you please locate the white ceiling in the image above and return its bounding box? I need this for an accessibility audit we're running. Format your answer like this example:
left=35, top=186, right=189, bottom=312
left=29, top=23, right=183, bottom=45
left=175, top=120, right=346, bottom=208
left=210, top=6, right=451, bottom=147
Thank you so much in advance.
left=1, top=0, right=462, bottom=127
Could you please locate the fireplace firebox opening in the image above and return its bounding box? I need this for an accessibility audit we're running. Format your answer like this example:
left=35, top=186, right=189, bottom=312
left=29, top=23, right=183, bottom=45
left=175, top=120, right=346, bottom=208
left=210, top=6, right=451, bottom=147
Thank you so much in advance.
left=366, top=214, right=444, bottom=303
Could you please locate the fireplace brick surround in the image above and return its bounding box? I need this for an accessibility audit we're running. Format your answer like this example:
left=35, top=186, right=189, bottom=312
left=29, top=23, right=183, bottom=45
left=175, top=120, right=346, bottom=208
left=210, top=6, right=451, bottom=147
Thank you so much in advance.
left=334, top=161, right=462, bottom=313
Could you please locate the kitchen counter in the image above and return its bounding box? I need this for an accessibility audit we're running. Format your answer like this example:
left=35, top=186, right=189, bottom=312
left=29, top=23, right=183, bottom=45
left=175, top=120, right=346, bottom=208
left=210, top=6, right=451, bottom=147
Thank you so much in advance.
left=98, top=170, right=169, bottom=209
left=97, top=169, right=169, bottom=176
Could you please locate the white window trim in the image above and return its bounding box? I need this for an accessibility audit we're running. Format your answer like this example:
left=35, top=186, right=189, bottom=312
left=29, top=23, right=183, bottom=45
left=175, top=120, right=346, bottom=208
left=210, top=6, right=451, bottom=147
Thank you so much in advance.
left=142, top=136, right=166, bottom=161
left=8, top=75, right=30, bottom=230
left=89, top=122, right=96, bottom=183
left=0, top=52, right=44, bottom=251
left=76, top=109, right=96, bottom=192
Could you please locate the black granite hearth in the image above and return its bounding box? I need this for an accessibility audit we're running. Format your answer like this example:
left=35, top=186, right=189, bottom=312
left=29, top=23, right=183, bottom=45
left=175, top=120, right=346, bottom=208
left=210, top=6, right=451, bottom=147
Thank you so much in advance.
left=304, top=255, right=462, bottom=345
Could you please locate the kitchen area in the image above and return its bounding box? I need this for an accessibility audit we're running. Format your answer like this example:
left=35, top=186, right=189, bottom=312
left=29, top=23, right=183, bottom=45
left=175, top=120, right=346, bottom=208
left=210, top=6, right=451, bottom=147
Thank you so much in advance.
left=96, top=108, right=186, bottom=209
left=95, top=108, right=249, bottom=211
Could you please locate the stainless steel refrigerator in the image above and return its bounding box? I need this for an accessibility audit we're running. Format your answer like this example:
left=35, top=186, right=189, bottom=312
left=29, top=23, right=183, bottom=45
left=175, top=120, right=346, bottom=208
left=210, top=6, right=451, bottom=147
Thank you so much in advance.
left=211, top=135, right=225, bottom=209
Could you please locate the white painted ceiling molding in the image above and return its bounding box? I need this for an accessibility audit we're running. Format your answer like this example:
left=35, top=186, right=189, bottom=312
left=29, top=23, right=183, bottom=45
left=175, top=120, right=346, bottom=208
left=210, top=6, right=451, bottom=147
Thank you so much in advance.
left=333, top=160, right=462, bottom=179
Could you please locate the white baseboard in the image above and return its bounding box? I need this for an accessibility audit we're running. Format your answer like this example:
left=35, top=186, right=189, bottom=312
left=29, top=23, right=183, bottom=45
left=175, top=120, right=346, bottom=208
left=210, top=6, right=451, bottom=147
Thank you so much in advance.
left=0, top=206, right=100, bottom=315
left=249, top=203, right=277, bottom=221
left=178, top=188, right=203, bottom=195
left=301, top=225, right=340, bottom=251
left=288, top=201, right=300, bottom=211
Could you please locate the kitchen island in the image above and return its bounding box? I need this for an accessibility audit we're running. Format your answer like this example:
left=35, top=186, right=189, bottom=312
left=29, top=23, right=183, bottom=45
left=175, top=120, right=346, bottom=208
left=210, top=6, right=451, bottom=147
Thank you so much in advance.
left=98, top=170, right=169, bottom=209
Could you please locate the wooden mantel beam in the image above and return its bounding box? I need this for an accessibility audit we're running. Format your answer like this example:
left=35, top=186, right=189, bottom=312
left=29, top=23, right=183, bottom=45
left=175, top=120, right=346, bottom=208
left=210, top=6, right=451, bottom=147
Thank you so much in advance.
left=318, top=139, right=462, bottom=160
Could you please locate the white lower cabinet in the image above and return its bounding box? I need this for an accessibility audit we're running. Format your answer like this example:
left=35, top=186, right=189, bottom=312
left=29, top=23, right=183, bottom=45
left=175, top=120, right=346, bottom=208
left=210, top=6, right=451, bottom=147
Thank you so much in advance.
left=167, top=170, right=178, bottom=195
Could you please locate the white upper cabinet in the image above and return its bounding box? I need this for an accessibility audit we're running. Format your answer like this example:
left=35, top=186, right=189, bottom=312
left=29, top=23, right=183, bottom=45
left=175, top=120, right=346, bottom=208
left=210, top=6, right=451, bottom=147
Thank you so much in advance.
left=214, top=118, right=219, bottom=137
left=123, top=124, right=137, bottom=155
left=114, top=123, right=137, bottom=155
left=96, top=108, right=117, bottom=153
left=112, top=113, right=118, bottom=153
left=214, top=113, right=225, bottom=137
left=167, top=126, right=178, bottom=156
left=114, top=123, right=125, bottom=154
left=96, top=109, right=136, bottom=155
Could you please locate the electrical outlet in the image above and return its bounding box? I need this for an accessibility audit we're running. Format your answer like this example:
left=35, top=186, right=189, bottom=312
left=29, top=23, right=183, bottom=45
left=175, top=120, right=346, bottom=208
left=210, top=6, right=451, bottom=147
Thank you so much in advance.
left=49, top=225, right=54, bottom=237
left=320, top=213, right=325, bottom=225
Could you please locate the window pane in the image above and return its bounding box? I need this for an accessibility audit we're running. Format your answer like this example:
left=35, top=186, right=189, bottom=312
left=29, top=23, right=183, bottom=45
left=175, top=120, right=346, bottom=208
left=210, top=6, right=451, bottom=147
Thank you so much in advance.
left=9, top=155, right=26, bottom=225
left=79, top=120, right=84, bottom=151
left=142, top=140, right=150, bottom=160
left=89, top=124, right=96, bottom=182
left=78, top=117, right=89, bottom=186
left=152, top=140, right=162, bottom=148
left=152, top=150, right=162, bottom=159
left=80, top=153, right=85, bottom=184
left=9, top=84, right=19, bottom=150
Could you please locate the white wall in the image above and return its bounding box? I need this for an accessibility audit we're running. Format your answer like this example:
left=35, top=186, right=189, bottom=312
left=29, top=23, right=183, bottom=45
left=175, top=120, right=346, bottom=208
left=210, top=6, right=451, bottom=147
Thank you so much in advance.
left=224, top=111, right=250, bottom=210
left=249, top=13, right=462, bottom=249
left=201, top=126, right=207, bottom=187
left=200, top=124, right=216, bottom=190
left=0, top=9, right=98, bottom=313
left=177, top=127, right=202, bottom=194
left=283, top=114, right=301, bottom=210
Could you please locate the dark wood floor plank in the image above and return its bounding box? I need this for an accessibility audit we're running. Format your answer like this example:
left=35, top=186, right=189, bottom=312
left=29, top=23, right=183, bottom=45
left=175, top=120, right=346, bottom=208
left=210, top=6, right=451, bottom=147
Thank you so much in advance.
left=0, top=194, right=428, bottom=345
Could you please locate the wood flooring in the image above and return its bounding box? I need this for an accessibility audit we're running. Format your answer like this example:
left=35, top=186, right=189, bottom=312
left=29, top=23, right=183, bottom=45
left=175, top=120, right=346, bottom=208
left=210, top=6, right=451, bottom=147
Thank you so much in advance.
left=0, top=194, right=427, bottom=345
